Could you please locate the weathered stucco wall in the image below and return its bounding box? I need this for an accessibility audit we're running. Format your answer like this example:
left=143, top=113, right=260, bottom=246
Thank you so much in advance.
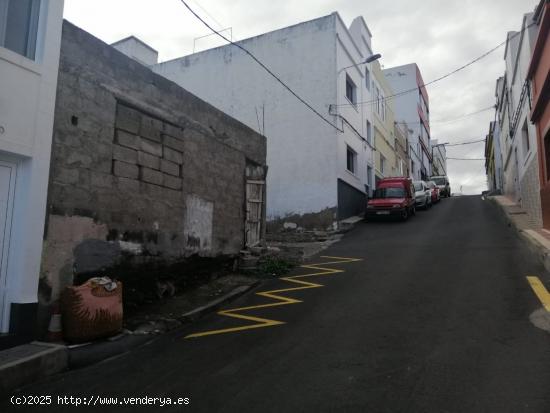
left=41, top=21, right=266, bottom=301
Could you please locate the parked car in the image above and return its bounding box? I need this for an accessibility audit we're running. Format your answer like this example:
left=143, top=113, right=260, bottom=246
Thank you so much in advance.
left=366, top=177, right=416, bottom=221
left=413, top=180, right=432, bottom=209
left=426, top=180, right=440, bottom=203
left=431, top=175, right=451, bottom=197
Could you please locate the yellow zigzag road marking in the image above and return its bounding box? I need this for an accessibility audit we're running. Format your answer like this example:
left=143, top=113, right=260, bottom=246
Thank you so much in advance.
left=185, top=256, right=362, bottom=338
left=527, top=276, right=550, bottom=312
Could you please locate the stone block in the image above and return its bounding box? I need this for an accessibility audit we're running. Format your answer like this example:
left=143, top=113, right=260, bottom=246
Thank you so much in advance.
left=113, top=160, right=139, bottom=179
left=116, top=130, right=140, bottom=150
left=163, top=174, right=182, bottom=190
left=91, top=171, right=114, bottom=189
left=113, top=144, right=137, bottom=164
left=140, top=115, right=162, bottom=142
left=163, top=147, right=183, bottom=164
left=116, top=104, right=140, bottom=134
left=66, top=151, right=93, bottom=168
left=160, top=159, right=180, bottom=177
left=141, top=167, right=163, bottom=185
left=164, top=123, right=185, bottom=139
left=138, top=151, right=160, bottom=170
left=140, top=138, right=162, bottom=157
left=162, top=134, right=186, bottom=152
left=55, top=167, right=79, bottom=185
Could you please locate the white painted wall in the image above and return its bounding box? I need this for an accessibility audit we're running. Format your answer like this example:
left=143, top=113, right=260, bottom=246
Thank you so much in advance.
left=0, top=0, right=64, bottom=332
left=383, top=64, right=430, bottom=180
left=111, top=36, right=158, bottom=66
left=501, top=13, right=539, bottom=202
left=154, top=13, right=376, bottom=220
left=334, top=15, right=375, bottom=196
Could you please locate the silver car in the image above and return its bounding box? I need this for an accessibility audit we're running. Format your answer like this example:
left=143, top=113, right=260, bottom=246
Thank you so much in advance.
left=413, top=180, right=432, bottom=209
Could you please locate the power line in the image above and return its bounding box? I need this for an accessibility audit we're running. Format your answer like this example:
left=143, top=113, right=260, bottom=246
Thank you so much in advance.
left=446, top=139, right=486, bottom=146
left=179, top=0, right=343, bottom=133
left=431, top=106, right=494, bottom=124
left=396, top=105, right=494, bottom=126
left=336, top=22, right=536, bottom=108
left=447, top=157, right=485, bottom=161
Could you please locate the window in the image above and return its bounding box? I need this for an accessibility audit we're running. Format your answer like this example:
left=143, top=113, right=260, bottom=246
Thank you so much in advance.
left=521, top=120, right=530, bottom=158
left=0, top=0, right=41, bottom=60
left=366, top=120, right=372, bottom=145
left=411, top=160, right=415, bottom=174
left=346, top=146, right=356, bottom=174
left=375, top=86, right=380, bottom=114
left=380, top=154, right=386, bottom=175
left=373, top=187, right=406, bottom=199
left=345, top=75, right=356, bottom=105
left=365, top=67, right=370, bottom=90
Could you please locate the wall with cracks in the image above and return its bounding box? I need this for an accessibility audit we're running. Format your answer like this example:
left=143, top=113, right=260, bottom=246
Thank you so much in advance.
left=40, top=21, right=266, bottom=308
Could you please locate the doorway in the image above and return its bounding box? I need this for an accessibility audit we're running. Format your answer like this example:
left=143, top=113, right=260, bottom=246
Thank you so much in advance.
left=0, top=160, right=16, bottom=333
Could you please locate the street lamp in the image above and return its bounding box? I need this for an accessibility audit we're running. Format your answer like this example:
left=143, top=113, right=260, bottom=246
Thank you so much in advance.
left=337, top=53, right=382, bottom=74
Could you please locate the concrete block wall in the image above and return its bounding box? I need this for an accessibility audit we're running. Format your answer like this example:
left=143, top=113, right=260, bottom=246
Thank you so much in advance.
left=41, top=21, right=266, bottom=302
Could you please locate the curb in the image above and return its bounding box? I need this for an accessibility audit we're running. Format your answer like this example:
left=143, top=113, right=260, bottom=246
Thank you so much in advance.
left=69, top=281, right=260, bottom=369
left=181, top=281, right=260, bottom=322
left=488, top=196, right=550, bottom=273
left=0, top=342, right=67, bottom=398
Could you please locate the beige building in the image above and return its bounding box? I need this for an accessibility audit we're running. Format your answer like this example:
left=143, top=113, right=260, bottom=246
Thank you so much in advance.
left=371, top=61, right=397, bottom=183
left=394, top=122, right=410, bottom=177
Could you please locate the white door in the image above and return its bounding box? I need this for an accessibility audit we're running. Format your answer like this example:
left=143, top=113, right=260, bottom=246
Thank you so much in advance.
left=0, top=161, right=16, bottom=332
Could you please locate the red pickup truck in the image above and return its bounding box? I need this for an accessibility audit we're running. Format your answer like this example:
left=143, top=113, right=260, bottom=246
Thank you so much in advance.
left=365, top=177, right=416, bottom=221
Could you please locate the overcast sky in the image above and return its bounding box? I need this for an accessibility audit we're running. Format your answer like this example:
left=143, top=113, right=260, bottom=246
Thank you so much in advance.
left=64, top=0, right=538, bottom=194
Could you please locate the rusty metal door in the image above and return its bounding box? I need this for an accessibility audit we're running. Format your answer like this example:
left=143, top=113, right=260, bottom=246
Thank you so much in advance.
left=245, top=179, right=264, bottom=247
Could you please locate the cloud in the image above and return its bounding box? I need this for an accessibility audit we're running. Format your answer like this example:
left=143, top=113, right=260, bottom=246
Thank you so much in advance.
left=64, top=0, right=538, bottom=194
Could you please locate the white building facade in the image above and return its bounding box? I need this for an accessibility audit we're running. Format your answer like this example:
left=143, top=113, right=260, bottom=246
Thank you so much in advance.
left=431, top=139, right=447, bottom=177
left=383, top=64, right=432, bottom=181
left=150, top=13, right=378, bottom=225
left=497, top=13, right=541, bottom=225
left=0, top=0, right=64, bottom=335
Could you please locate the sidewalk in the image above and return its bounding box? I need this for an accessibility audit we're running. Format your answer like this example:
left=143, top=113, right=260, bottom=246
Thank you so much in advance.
left=490, top=195, right=550, bottom=272
left=0, top=276, right=259, bottom=398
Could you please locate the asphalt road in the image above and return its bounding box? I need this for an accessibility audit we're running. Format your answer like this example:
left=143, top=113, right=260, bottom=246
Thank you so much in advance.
left=5, top=195, right=550, bottom=412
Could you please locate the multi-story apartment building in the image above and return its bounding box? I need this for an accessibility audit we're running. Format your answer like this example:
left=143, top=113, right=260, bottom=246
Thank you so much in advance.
left=394, top=122, right=410, bottom=177
left=431, top=139, right=447, bottom=177
left=145, top=13, right=379, bottom=226
left=371, top=60, right=397, bottom=182
left=383, top=63, right=432, bottom=180
left=495, top=12, right=541, bottom=226
left=0, top=0, right=64, bottom=337
left=527, top=0, right=550, bottom=228
left=485, top=121, right=504, bottom=193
